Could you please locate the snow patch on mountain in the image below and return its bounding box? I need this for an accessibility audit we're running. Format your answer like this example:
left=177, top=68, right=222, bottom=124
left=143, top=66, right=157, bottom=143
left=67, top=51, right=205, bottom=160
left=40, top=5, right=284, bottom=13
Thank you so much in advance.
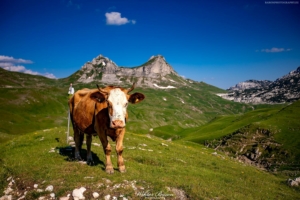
left=153, top=84, right=176, bottom=89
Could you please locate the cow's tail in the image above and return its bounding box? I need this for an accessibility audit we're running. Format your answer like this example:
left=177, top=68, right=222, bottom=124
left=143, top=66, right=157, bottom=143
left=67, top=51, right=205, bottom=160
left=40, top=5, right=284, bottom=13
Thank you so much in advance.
left=67, top=109, right=70, bottom=144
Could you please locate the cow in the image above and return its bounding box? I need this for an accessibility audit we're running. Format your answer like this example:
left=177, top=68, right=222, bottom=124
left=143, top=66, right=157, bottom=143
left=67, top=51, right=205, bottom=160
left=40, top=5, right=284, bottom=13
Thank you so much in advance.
left=68, top=83, right=145, bottom=174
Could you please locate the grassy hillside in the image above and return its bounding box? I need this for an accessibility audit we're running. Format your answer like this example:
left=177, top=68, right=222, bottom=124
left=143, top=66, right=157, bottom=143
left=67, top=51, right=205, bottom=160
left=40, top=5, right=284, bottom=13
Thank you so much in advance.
left=0, top=69, right=69, bottom=143
left=1, top=127, right=299, bottom=199
left=126, top=83, right=254, bottom=136
left=0, top=68, right=255, bottom=143
left=180, top=101, right=300, bottom=172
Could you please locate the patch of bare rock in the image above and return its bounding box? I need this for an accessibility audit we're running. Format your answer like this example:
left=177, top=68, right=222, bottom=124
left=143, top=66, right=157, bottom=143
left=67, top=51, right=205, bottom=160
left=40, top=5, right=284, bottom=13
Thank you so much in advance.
left=1, top=177, right=188, bottom=200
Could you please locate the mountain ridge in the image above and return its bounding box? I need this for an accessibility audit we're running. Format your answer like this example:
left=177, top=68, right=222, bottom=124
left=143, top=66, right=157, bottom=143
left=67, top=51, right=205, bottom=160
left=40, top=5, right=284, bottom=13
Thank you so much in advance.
left=71, top=54, right=180, bottom=88
left=218, top=66, right=300, bottom=104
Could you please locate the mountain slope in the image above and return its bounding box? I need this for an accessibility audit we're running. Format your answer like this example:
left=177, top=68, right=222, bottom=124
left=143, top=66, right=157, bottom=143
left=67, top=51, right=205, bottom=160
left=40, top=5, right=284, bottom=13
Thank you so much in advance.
left=0, top=68, right=69, bottom=143
left=181, top=100, right=300, bottom=172
left=219, top=66, right=300, bottom=104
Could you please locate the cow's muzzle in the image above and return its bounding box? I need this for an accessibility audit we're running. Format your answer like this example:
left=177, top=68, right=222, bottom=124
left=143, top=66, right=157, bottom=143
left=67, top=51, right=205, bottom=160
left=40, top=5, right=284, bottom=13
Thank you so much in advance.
left=111, top=120, right=125, bottom=129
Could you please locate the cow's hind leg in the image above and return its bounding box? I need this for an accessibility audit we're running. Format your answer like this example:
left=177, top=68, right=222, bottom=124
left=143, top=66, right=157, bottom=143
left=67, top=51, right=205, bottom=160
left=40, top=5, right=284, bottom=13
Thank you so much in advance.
left=116, top=129, right=126, bottom=173
left=74, top=129, right=84, bottom=161
left=99, top=134, right=114, bottom=174
left=86, top=134, right=94, bottom=165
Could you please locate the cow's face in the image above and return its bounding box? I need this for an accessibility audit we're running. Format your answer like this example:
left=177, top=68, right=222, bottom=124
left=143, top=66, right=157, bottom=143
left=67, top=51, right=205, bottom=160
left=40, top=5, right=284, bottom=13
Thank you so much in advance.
left=107, top=88, right=128, bottom=128
left=91, top=84, right=145, bottom=129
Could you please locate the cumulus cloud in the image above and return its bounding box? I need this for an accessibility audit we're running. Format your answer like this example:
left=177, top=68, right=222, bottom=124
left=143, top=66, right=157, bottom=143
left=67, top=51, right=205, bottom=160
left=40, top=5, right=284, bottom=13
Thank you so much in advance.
left=0, top=55, right=33, bottom=64
left=105, top=12, right=136, bottom=25
left=0, top=55, right=56, bottom=79
left=259, top=47, right=292, bottom=53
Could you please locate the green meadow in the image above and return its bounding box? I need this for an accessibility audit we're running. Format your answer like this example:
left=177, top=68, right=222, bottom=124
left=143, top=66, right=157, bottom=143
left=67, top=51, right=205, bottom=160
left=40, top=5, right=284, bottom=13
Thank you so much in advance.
left=0, top=69, right=300, bottom=199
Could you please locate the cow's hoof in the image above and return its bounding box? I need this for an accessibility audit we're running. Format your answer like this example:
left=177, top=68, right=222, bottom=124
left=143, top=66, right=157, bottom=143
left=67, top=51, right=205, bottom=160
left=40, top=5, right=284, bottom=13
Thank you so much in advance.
left=119, top=166, right=126, bottom=173
left=105, top=167, right=114, bottom=174
left=106, top=169, right=114, bottom=174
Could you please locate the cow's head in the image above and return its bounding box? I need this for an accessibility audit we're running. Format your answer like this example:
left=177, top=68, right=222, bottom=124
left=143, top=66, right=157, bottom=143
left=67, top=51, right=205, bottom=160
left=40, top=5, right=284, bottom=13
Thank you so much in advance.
left=90, top=83, right=145, bottom=129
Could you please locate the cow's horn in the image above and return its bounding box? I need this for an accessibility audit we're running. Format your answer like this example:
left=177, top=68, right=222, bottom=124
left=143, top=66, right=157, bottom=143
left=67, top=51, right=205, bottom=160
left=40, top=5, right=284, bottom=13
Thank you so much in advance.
left=127, top=82, right=136, bottom=94
left=96, top=84, right=108, bottom=94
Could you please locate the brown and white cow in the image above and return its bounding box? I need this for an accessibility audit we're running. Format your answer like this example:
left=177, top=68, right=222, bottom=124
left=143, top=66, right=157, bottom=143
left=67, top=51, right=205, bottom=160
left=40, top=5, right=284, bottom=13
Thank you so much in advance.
left=68, top=83, right=145, bottom=173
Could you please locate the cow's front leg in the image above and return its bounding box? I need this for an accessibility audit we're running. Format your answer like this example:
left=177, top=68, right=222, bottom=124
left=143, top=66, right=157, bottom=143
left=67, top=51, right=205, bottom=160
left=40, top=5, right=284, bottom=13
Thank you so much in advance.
left=86, top=134, right=94, bottom=165
left=99, top=134, right=114, bottom=174
left=116, top=129, right=126, bottom=173
left=74, top=129, right=84, bottom=161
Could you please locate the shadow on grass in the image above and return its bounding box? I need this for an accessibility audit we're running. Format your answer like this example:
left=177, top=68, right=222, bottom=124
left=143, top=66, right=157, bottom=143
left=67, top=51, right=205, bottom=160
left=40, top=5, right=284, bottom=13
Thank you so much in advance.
left=57, top=146, right=105, bottom=168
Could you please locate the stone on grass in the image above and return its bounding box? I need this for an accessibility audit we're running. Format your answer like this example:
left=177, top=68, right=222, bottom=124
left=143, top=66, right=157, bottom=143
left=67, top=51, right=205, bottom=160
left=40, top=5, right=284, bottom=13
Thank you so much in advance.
left=45, top=185, right=53, bottom=192
left=72, top=187, right=86, bottom=200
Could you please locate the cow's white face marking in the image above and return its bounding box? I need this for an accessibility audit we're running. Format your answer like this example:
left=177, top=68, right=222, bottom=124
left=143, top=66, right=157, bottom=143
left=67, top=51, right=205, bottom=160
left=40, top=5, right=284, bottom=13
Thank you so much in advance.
left=107, top=88, right=128, bottom=128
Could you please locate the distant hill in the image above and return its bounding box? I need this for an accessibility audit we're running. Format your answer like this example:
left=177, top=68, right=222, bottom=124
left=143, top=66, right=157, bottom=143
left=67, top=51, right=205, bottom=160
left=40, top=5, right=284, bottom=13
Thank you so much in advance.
left=217, top=66, right=300, bottom=104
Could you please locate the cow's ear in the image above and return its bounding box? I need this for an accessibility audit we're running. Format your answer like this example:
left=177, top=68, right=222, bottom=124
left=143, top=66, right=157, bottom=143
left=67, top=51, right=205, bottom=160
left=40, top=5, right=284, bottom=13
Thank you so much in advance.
left=128, top=93, right=145, bottom=104
left=90, top=91, right=106, bottom=103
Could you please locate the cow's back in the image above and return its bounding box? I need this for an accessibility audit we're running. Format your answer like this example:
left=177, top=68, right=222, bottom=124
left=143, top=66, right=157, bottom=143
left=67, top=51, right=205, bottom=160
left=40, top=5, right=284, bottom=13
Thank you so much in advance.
left=69, top=88, right=99, bottom=133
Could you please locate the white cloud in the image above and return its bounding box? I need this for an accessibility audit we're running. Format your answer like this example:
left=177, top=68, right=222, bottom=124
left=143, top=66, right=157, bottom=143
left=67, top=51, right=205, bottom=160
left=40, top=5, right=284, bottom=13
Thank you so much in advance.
left=44, top=73, right=56, bottom=79
left=0, top=55, right=33, bottom=64
left=0, top=55, right=56, bottom=79
left=105, top=12, right=136, bottom=25
left=260, top=47, right=292, bottom=53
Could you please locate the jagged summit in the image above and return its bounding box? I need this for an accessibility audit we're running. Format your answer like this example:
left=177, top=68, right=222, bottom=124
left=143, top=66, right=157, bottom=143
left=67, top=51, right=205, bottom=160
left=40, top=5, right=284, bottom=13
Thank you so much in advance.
left=228, top=80, right=272, bottom=91
left=72, top=54, right=182, bottom=87
left=218, top=66, right=300, bottom=104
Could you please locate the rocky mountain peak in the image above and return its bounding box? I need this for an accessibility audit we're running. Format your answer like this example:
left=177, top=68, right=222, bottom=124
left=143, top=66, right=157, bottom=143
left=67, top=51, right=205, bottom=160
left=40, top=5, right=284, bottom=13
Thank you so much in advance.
left=218, top=66, right=300, bottom=104
left=229, top=80, right=272, bottom=91
left=73, top=54, right=181, bottom=87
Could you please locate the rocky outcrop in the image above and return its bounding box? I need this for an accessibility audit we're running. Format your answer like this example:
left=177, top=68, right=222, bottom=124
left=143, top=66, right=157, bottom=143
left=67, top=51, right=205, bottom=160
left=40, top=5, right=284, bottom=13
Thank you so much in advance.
left=218, top=66, right=300, bottom=104
left=75, top=54, right=179, bottom=87
left=229, top=80, right=272, bottom=91
left=205, top=126, right=294, bottom=171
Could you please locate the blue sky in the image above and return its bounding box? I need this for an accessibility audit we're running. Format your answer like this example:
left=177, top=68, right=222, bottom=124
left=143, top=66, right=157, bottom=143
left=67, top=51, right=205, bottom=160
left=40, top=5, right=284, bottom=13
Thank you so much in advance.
left=0, top=0, right=299, bottom=89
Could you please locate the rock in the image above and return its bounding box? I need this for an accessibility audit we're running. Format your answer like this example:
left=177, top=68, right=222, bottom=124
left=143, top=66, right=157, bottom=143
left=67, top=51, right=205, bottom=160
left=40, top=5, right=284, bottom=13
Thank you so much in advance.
left=104, top=194, right=111, bottom=200
left=0, top=195, right=12, bottom=200
left=34, top=184, right=38, bottom=189
left=50, top=193, right=55, bottom=199
left=170, top=187, right=186, bottom=199
left=72, top=187, right=86, bottom=200
left=59, top=197, right=69, bottom=200
left=287, top=177, right=300, bottom=187
left=68, top=136, right=73, bottom=141
left=45, top=185, right=53, bottom=192
left=294, top=177, right=300, bottom=183
left=92, top=143, right=101, bottom=147
left=161, top=143, right=168, bottom=147
left=92, top=192, right=99, bottom=198
left=287, top=178, right=299, bottom=187
left=4, top=187, right=13, bottom=195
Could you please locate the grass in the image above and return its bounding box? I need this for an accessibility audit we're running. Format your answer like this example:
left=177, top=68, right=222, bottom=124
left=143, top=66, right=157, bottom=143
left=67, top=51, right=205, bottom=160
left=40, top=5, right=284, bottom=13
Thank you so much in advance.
left=181, top=105, right=285, bottom=143
left=1, top=68, right=300, bottom=199
left=1, top=127, right=300, bottom=199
